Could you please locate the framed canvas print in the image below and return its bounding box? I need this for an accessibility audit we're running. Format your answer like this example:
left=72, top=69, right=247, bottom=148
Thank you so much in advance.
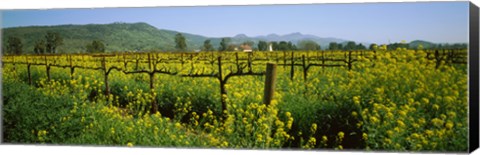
left=1, top=0, right=479, bottom=154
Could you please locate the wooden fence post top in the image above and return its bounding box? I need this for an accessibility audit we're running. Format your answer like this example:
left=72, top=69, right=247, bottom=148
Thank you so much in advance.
left=264, top=62, right=277, bottom=106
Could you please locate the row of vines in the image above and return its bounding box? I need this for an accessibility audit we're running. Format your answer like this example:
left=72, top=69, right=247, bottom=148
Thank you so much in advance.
left=2, top=49, right=469, bottom=152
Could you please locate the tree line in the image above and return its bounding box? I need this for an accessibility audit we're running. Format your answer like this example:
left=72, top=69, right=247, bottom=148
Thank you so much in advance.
left=4, top=32, right=65, bottom=55
left=4, top=32, right=468, bottom=55
left=4, top=32, right=106, bottom=55
left=175, top=32, right=467, bottom=52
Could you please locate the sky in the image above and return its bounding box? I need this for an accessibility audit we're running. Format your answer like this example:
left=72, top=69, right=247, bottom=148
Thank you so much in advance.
left=1, top=1, right=469, bottom=44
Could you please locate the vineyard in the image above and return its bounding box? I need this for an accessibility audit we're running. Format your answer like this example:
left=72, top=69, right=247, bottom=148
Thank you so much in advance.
left=1, top=49, right=469, bottom=152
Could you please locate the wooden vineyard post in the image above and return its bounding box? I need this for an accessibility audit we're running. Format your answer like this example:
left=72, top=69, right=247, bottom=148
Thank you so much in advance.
left=322, top=50, right=325, bottom=69
left=435, top=50, right=441, bottom=69
left=306, top=52, right=309, bottom=64
left=302, top=55, right=307, bottom=81
left=217, top=56, right=227, bottom=117
left=235, top=52, right=240, bottom=71
left=26, top=55, right=32, bottom=85
left=102, top=57, right=110, bottom=97
left=148, top=53, right=152, bottom=70
left=283, top=51, right=287, bottom=69
left=123, top=54, right=127, bottom=69
left=290, top=52, right=295, bottom=80
left=135, top=55, right=139, bottom=70
left=148, top=54, right=158, bottom=114
left=12, top=56, right=16, bottom=71
left=149, top=72, right=158, bottom=114
left=44, top=55, right=51, bottom=81
left=263, top=63, right=277, bottom=106
left=446, top=50, right=453, bottom=64
left=181, top=53, right=185, bottom=68
left=190, top=53, right=194, bottom=70
left=276, top=52, right=279, bottom=64
left=69, top=55, right=75, bottom=78
left=248, top=52, right=252, bottom=72
left=348, top=51, right=352, bottom=70
left=344, top=51, right=347, bottom=70
left=27, top=64, right=32, bottom=85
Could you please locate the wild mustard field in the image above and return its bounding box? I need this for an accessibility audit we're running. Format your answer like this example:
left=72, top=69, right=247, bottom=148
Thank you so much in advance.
left=2, top=49, right=468, bottom=152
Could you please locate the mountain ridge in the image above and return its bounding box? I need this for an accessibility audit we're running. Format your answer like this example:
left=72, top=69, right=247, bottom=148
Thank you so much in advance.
left=1, top=22, right=446, bottom=53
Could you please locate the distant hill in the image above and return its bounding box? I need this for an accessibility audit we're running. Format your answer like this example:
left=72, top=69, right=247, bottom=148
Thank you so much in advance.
left=2, top=22, right=213, bottom=53
left=5, top=22, right=453, bottom=54
left=230, top=32, right=350, bottom=49
left=408, top=40, right=436, bottom=49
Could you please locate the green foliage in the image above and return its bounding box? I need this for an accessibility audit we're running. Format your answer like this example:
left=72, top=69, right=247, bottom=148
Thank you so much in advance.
left=2, top=22, right=467, bottom=54
left=175, top=33, right=187, bottom=52
left=219, top=37, right=231, bottom=51
left=409, top=40, right=436, bottom=50
left=86, top=40, right=106, bottom=53
left=369, top=43, right=378, bottom=50
left=1, top=22, right=209, bottom=53
left=257, top=41, right=268, bottom=51
left=338, top=41, right=368, bottom=51
left=298, top=40, right=320, bottom=51
left=344, top=41, right=357, bottom=51
left=329, top=42, right=339, bottom=50
left=271, top=42, right=278, bottom=50
left=2, top=80, right=87, bottom=143
left=6, top=36, right=23, bottom=55
left=356, top=43, right=367, bottom=50
left=45, top=31, right=63, bottom=54
left=34, top=40, right=46, bottom=54
left=278, top=41, right=296, bottom=51
left=386, top=42, right=409, bottom=51
left=1, top=50, right=468, bottom=151
left=202, top=40, right=214, bottom=52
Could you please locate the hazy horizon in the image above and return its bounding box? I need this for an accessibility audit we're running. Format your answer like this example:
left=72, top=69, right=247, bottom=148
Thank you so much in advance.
left=2, top=2, right=469, bottom=44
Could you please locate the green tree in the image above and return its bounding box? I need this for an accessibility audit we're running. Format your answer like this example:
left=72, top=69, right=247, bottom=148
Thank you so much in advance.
left=344, top=41, right=357, bottom=51
left=34, top=40, right=46, bottom=54
left=86, top=40, right=106, bottom=53
left=271, top=41, right=279, bottom=51
left=329, top=42, right=339, bottom=50
left=369, top=43, right=378, bottom=50
left=203, top=39, right=214, bottom=52
left=357, top=43, right=367, bottom=50
left=387, top=42, right=408, bottom=50
left=175, top=33, right=187, bottom=52
left=45, top=32, right=63, bottom=53
left=218, top=37, right=231, bottom=51
left=6, top=36, right=23, bottom=55
left=257, top=41, right=268, bottom=51
left=278, top=41, right=290, bottom=51
left=287, top=41, right=297, bottom=51
left=298, top=40, right=320, bottom=51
